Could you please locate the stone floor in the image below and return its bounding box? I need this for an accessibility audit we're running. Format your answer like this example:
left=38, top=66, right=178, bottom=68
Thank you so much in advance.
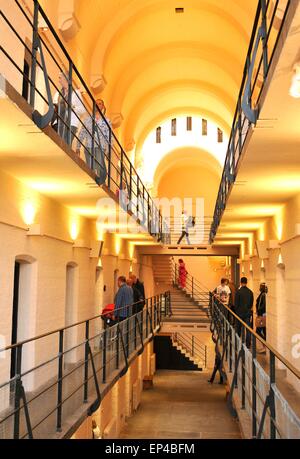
left=119, top=370, right=241, bottom=439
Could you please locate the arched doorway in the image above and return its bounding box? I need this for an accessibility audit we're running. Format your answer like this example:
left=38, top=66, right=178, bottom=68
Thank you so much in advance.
left=11, top=256, right=37, bottom=381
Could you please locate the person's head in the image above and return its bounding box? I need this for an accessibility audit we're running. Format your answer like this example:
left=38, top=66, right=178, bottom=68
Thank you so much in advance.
left=240, top=277, right=248, bottom=286
left=260, top=283, right=268, bottom=294
left=58, top=72, right=68, bottom=90
left=129, top=273, right=137, bottom=284
left=96, top=99, right=106, bottom=115
left=118, top=275, right=126, bottom=287
left=178, top=259, right=184, bottom=265
left=127, top=278, right=133, bottom=287
left=221, top=278, right=226, bottom=286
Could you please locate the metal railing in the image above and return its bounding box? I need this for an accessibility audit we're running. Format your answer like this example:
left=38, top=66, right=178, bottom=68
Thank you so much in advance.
left=209, top=0, right=291, bottom=243
left=172, top=332, right=207, bottom=368
left=0, top=0, right=170, bottom=243
left=0, top=292, right=171, bottom=439
left=210, top=294, right=300, bottom=439
left=165, top=216, right=211, bottom=246
left=172, top=260, right=210, bottom=312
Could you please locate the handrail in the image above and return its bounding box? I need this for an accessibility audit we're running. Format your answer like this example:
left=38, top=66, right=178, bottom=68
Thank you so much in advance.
left=209, top=0, right=291, bottom=243
left=0, top=0, right=170, bottom=244
left=210, top=293, right=300, bottom=439
left=0, top=291, right=170, bottom=439
left=173, top=332, right=207, bottom=368
left=211, top=294, right=300, bottom=381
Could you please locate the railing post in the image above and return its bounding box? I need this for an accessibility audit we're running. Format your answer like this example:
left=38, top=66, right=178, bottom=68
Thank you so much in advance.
left=252, top=334, right=257, bottom=438
left=192, top=277, right=194, bottom=300
left=91, top=99, right=96, bottom=171
left=84, top=321, right=89, bottom=403
left=116, top=326, right=120, bottom=369
left=102, top=327, right=107, bottom=383
left=107, top=128, right=112, bottom=189
left=66, top=62, right=73, bottom=146
left=241, top=326, right=246, bottom=409
left=229, top=325, right=233, bottom=373
left=56, top=330, right=64, bottom=432
left=269, top=351, right=276, bottom=439
left=126, top=318, right=130, bottom=358
left=13, top=345, right=23, bottom=439
left=146, top=299, right=149, bottom=336
left=261, top=0, right=269, bottom=78
left=129, top=163, right=133, bottom=213
left=192, top=335, right=194, bottom=357
left=30, top=0, right=39, bottom=107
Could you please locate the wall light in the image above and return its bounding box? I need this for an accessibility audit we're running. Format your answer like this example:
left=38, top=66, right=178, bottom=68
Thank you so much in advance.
left=277, top=253, right=285, bottom=269
left=261, top=259, right=265, bottom=271
left=289, top=64, right=300, bottom=98
left=23, top=202, right=36, bottom=226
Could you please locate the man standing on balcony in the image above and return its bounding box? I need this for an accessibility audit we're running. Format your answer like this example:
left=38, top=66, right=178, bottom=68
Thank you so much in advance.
left=234, top=277, right=254, bottom=347
left=129, top=274, right=145, bottom=309
left=52, top=72, right=86, bottom=145
left=114, top=276, right=134, bottom=321
left=76, top=99, right=110, bottom=185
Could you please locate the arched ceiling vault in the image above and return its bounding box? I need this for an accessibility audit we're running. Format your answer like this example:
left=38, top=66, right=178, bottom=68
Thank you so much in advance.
left=46, top=0, right=258, bottom=160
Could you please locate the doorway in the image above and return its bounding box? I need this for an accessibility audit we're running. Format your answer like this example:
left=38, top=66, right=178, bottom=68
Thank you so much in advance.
left=10, top=262, right=20, bottom=380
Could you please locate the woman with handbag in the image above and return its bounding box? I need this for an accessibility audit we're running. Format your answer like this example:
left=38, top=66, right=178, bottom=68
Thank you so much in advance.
left=255, top=283, right=268, bottom=353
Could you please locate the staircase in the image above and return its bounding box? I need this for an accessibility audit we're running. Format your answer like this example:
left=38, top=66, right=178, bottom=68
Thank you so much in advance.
left=171, top=332, right=207, bottom=370
left=152, top=256, right=172, bottom=284
left=167, top=285, right=210, bottom=324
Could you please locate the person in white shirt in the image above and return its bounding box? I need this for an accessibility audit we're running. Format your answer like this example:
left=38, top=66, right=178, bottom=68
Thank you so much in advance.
left=215, top=278, right=231, bottom=305
left=52, top=72, right=86, bottom=146
left=177, top=211, right=191, bottom=245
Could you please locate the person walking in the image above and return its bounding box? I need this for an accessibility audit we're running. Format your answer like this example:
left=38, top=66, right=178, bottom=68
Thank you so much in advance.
left=178, top=259, right=187, bottom=289
left=234, top=277, right=254, bottom=348
left=114, top=276, right=134, bottom=321
left=255, top=283, right=268, bottom=353
left=177, top=211, right=191, bottom=245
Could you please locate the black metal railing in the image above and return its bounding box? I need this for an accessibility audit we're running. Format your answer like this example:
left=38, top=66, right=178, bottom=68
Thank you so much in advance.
left=0, top=0, right=170, bottom=243
left=209, top=0, right=291, bottom=243
left=172, top=260, right=210, bottom=312
left=0, top=292, right=171, bottom=439
left=210, top=294, right=300, bottom=439
left=172, top=332, right=207, bottom=368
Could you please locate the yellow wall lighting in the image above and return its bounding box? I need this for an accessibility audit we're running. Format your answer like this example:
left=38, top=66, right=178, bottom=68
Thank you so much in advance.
left=22, top=201, right=37, bottom=226
left=275, top=207, right=284, bottom=240
left=115, top=235, right=121, bottom=255
left=70, top=216, right=79, bottom=241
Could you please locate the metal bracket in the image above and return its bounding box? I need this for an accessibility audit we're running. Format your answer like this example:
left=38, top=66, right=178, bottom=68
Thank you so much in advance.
left=15, top=379, right=33, bottom=439
left=117, top=323, right=129, bottom=377
left=87, top=343, right=102, bottom=416
left=135, top=315, right=144, bottom=356
left=227, top=348, right=243, bottom=417
left=241, top=21, right=267, bottom=124
left=31, top=35, right=55, bottom=129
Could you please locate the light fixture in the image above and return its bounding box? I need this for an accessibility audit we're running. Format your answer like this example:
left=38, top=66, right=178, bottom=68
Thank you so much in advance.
left=261, top=260, right=265, bottom=271
left=277, top=253, right=285, bottom=269
left=289, top=64, right=300, bottom=98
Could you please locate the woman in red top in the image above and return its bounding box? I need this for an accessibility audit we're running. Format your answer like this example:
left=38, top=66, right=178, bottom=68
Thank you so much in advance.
left=178, top=259, right=187, bottom=289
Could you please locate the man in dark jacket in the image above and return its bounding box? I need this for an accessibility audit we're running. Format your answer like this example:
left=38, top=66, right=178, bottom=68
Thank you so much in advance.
left=234, top=277, right=254, bottom=347
left=129, top=274, right=145, bottom=309
left=127, top=278, right=143, bottom=314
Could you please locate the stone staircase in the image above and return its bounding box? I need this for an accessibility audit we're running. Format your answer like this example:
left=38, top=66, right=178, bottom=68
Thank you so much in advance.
left=152, top=256, right=173, bottom=284
left=167, top=285, right=210, bottom=324
left=171, top=336, right=206, bottom=370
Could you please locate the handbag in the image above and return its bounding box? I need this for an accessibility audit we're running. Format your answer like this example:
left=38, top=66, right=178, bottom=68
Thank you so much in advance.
left=255, top=315, right=266, bottom=328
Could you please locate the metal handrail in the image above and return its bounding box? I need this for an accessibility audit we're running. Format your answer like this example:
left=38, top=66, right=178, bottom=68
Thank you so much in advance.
left=0, top=291, right=170, bottom=439
left=0, top=0, right=170, bottom=244
left=173, top=332, right=207, bottom=368
left=210, top=293, right=300, bottom=379
left=210, top=294, right=300, bottom=439
left=209, top=0, right=291, bottom=243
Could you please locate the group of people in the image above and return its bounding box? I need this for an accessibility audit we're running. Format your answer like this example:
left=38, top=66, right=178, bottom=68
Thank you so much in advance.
left=51, top=72, right=111, bottom=184
left=214, top=277, right=268, bottom=351
left=209, top=277, right=268, bottom=384
left=102, top=274, right=145, bottom=326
